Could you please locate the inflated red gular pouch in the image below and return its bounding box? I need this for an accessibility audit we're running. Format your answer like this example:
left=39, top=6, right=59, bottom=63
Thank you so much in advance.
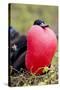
left=25, top=20, right=57, bottom=75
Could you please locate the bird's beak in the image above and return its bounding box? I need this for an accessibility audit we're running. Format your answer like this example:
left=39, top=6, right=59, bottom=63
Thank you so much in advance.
left=40, top=23, right=49, bottom=28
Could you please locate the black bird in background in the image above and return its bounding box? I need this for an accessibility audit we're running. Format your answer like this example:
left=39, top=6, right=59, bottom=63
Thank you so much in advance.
left=9, top=26, right=27, bottom=71
left=9, top=19, right=58, bottom=72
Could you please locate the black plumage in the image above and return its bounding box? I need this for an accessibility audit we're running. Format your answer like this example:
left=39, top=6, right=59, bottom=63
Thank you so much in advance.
left=9, top=26, right=27, bottom=71
left=33, top=19, right=49, bottom=28
left=13, top=51, right=26, bottom=71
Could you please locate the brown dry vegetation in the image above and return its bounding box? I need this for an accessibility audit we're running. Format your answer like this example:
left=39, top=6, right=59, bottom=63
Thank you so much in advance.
left=9, top=52, right=58, bottom=86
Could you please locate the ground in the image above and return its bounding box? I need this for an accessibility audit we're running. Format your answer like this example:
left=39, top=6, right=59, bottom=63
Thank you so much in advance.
left=9, top=52, right=58, bottom=86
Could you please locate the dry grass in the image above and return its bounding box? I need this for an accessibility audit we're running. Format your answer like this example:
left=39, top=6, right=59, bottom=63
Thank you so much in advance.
left=9, top=52, right=58, bottom=86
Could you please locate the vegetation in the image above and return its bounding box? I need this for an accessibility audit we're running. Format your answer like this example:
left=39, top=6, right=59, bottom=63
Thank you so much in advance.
left=10, top=4, right=58, bottom=34
left=9, top=52, right=58, bottom=86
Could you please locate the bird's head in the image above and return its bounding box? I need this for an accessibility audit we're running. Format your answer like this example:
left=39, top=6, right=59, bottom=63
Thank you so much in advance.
left=33, top=19, right=49, bottom=28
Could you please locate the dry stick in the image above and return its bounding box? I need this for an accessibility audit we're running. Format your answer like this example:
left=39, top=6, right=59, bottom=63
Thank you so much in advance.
left=30, top=66, right=50, bottom=75
left=10, top=66, right=20, bottom=74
